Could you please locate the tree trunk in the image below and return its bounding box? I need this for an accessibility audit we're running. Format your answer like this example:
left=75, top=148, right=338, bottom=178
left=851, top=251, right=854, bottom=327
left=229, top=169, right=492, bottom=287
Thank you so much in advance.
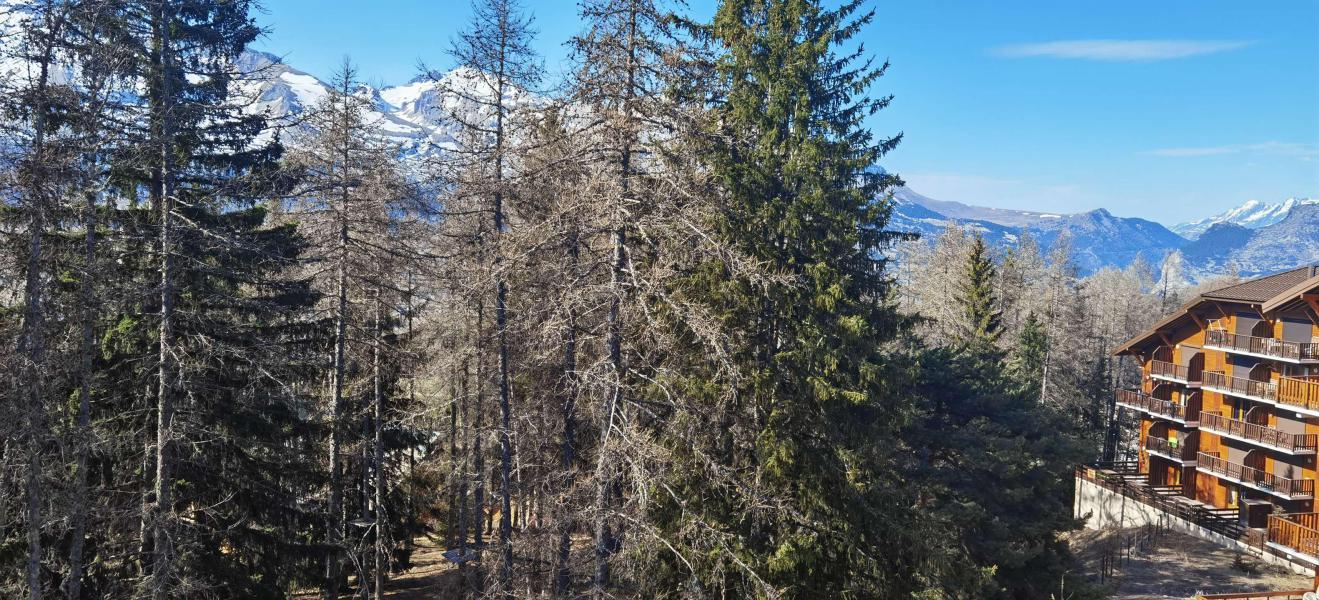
left=324, top=200, right=349, bottom=600
left=554, top=228, right=579, bottom=596
left=458, top=355, right=471, bottom=556
left=471, top=297, right=487, bottom=593
left=18, top=5, right=63, bottom=595
left=593, top=8, right=639, bottom=596
left=593, top=210, right=627, bottom=595
left=492, top=39, right=515, bottom=598
left=372, top=293, right=386, bottom=600
left=139, top=426, right=153, bottom=578
left=65, top=189, right=99, bottom=600
left=323, top=69, right=359, bottom=600
left=150, top=3, right=179, bottom=595
left=474, top=297, right=486, bottom=554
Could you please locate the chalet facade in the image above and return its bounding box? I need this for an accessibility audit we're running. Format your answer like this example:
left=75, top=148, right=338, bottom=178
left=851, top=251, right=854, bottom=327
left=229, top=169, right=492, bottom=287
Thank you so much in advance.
left=1113, top=265, right=1319, bottom=564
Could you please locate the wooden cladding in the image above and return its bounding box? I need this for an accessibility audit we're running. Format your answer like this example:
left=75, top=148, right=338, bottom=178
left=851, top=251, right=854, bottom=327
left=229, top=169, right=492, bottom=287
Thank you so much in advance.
left=1199, top=412, right=1319, bottom=454
left=1196, top=452, right=1314, bottom=499
left=1205, top=329, right=1319, bottom=362
left=1115, top=389, right=1199, bottom=423
left=1268, top=512, right=1319, bottom=558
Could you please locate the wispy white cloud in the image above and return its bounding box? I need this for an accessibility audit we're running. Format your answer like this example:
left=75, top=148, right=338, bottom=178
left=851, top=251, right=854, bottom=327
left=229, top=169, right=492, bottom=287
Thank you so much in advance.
left=992, top=39, right=1251, bottom=61
left=1145, top=142, right=1318, bottom=158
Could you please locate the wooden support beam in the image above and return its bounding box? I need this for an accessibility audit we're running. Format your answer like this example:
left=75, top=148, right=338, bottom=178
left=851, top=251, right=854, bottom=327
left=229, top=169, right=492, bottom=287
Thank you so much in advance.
left=1303, top=294, right=1319, bottom=327
left=1157, top=330, right=1174, bottom=349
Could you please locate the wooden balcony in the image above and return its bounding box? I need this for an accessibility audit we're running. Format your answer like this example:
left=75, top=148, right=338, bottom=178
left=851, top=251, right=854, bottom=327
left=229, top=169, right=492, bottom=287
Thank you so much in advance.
left=1205, top=329, right=1319, bottom=364
left=1144, top=435, right=1197, bottom=464
left=1199, top=412, right=1318, bottom=455
left=1150, top=360, right=1200, bottom=386
left=1205, top=371, right=1319, bottom=416
left=1203, top=371, right=1279, bottom=404
left=1267, top=512, right=1319, bottom=562
left=1278, top=376, right=1319, bottom=413
left=1115, top=389, right=1200, bottom=426
left=1196, top=452, right=1314, bottom=500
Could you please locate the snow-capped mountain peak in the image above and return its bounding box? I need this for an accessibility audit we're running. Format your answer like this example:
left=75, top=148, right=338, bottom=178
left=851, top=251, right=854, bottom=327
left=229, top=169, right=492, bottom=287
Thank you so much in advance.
left=1173, top=197, right=1318, bottom=240
left=235, top=51, right=540, bottom=158
left=228, top=50, right=1313, bottom=280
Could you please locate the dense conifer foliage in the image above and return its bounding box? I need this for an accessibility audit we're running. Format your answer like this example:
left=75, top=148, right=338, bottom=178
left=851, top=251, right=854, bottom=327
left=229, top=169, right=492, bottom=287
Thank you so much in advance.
left=1, top=0, right=1109, bottom=598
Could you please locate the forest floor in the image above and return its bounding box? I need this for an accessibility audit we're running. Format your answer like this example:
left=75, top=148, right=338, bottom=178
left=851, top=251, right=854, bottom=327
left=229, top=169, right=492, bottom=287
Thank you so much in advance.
left=1070, top=527, right=1313, bottom=599
left=292, top=536, right=465, bottom=599
left=379, top=537, right=464, bottom=599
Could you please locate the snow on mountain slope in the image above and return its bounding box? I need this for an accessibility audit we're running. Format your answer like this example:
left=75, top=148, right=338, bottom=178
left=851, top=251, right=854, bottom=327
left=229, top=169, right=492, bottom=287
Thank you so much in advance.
left=236, top=51, right=329, bottom=117
left=7, top=42, right=1301, bottom=280
left=1172, top=197, right=1318, bottom=240
left=888, top=187, right=1021, bottom=246
left=898, top=189, right=1069, bottom=229
left=889, top=186, right=1186, bottom=275
left=236, top=52, right=541, bottom=161
left=1180, top=204, right=1319, bottom=278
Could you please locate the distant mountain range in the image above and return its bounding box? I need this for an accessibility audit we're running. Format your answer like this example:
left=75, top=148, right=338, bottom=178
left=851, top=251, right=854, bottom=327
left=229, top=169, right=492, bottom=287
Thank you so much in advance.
left=888, top=189, right=1318, bottom=278
left=1171, top=198, right=1318, bottom=240
left=887, top=187, right=1189, bottom=275
left=236, top=51, right=534, bottom=161
left=1179, top=204, right=1319, bottom=277
left=235, top=51, right=1317, bottom=280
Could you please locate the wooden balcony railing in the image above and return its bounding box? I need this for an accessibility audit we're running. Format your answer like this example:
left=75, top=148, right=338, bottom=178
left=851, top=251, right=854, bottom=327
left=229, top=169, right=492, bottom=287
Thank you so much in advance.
left=1268, top=512, right=1319, bottom=558
left=1202, top=371, right=1278, bottom=403
left=1115, top=389, right=1199, bottom=423
left=1076, top=463, right=1244, bottom=540
left=1144, top=435, right=1197, bottom=461
left=1199, top=412, right=1319, bottom=454
left=1205, top=371, right=1319, bottom=414
left=1206, top=329, right=1319, bottom=362
left=1278, top=376, right=1319, bottom=413
left=1197, top=452, right=1314, bottom=498
left=1151, top=360, right=1199, bottom=384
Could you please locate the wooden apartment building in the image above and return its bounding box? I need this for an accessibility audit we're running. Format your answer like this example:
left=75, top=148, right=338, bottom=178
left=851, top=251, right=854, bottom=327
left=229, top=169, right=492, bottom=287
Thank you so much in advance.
left=1114, top=265, right=1319, bottom=560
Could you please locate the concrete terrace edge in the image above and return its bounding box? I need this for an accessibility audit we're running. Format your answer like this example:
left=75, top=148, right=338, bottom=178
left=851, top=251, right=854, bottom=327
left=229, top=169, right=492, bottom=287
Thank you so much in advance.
left=1074, top=476, right=1316, bottom=578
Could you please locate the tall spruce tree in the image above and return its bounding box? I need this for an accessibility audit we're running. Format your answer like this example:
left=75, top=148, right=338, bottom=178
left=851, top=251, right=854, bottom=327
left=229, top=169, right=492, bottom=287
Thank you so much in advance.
left=958, top=234, right=1003, bottom=345
left=90, top=1, right=325, bottom=595
left=1010, top=311, right=1048, bottom=401
left=911, top=238, right=1093, bottom=598
left=649, top=1, right=931, bottom=596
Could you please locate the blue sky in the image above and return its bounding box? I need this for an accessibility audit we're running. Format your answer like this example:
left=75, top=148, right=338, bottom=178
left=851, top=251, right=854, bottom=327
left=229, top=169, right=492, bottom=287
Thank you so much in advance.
left=253, top=1, right=1319, bottom=226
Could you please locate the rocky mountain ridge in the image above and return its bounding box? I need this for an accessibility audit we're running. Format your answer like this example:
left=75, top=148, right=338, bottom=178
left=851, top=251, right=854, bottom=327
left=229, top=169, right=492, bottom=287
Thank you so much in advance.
left=237, top=51, right=1316, bottom=279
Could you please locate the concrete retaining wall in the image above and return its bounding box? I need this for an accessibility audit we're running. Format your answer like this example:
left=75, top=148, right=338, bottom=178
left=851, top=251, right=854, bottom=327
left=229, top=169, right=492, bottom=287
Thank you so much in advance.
left=1074, top=477, right=1315, bottom=577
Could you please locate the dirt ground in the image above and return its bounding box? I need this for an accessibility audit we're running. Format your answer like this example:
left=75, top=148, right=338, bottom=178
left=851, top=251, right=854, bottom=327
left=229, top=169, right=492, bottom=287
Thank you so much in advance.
left=292, top=536, right=466, bottom=599
left=1070, top=527, right=1314, bottom=599
left=379, top=537, right=466, bottom=599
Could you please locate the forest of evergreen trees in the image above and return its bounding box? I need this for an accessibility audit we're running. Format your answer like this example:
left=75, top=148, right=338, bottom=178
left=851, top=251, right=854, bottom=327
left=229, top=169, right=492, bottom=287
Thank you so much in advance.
left=0, top=0, right=1224, bottom=598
